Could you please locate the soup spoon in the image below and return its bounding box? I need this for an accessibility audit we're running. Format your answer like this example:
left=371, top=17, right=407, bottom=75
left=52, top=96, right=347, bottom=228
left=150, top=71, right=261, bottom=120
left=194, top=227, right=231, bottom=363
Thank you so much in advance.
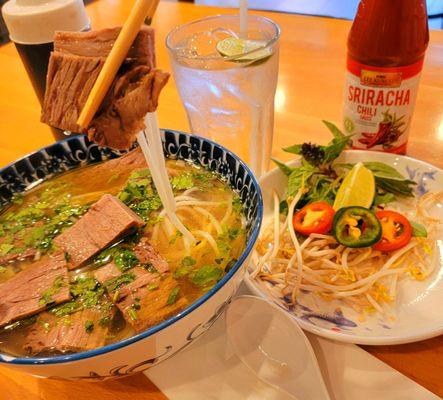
left=226, top=295, right=331, bottom=400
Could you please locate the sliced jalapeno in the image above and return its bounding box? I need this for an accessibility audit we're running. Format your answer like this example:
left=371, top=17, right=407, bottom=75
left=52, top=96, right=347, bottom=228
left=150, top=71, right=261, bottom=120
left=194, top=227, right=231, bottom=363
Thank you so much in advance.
left=332, top=206, right=382, bottom=248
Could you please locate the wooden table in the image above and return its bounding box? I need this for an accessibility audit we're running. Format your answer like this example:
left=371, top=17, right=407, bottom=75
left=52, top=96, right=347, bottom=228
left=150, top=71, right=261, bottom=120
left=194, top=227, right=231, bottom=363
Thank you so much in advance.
left=0, top=1, right=442, bottom=398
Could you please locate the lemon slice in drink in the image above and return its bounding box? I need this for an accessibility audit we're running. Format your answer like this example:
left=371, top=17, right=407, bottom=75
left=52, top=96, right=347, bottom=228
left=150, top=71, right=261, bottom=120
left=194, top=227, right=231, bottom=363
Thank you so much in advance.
left=216, top=37, right=271, bottom=62
left=333, top=162, right=375, bottom=210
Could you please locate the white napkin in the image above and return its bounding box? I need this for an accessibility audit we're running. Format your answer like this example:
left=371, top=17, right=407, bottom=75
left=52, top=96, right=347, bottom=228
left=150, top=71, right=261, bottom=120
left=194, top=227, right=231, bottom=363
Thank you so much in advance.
left=146, top=286, right=439, bottom=400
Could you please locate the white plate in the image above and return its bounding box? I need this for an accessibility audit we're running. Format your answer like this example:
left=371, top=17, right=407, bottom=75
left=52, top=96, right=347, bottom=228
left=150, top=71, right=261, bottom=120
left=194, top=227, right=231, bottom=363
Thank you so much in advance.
left=245, top=150, right=443, bottom=345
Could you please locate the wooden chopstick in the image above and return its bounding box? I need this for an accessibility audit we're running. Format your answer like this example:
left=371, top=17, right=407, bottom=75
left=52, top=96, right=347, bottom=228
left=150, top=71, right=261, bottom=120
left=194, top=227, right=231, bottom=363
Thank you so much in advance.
left=76, top=0, right=158, bottom=130
left=145, top=0, right=160, bottom=25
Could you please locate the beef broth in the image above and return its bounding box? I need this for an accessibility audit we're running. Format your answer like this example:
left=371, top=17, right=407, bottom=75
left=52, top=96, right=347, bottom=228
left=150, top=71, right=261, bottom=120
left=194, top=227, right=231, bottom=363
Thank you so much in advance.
left=0, top=153, right=245, bottom=357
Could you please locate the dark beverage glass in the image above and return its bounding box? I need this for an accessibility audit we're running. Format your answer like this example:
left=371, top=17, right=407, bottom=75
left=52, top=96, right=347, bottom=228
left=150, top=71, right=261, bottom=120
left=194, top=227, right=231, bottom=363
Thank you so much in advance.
left=14, top=42, right=53, bottom=106
left=2, top=0, right=90, bottom=141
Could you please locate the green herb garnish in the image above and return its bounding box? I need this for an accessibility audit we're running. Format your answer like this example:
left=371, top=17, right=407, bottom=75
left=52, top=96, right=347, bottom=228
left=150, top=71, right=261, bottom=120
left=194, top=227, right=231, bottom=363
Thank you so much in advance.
left=189, top=265, right=224, bottom=288
left=118, top=169, right=162, bottom=220
left=174, top=256, right=196, bottom=279
left=39, top=276, right=65, bottom=306
left=104, top=273, right=136, bottom=293
left=171, top=173, right=194, bottom=191
left=167, top=286, right=180, bottom=305
left=85, top=320, right=94, bottom=333
left=273, top=121, right=417, bottom=209
left=127, top=308, right=138, bottom=320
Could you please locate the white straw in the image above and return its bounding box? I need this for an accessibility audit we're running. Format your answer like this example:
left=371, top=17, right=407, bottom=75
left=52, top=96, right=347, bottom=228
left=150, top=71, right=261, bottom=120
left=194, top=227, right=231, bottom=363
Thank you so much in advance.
left=239, top=0, right=248, bottom=40
left=137, top=112, right=196, bottom=244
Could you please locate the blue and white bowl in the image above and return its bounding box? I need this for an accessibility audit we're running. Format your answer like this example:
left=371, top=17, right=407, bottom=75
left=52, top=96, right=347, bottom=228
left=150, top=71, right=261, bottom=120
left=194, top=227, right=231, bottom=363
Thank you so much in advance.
left=0, top=130, right=263, bottom=380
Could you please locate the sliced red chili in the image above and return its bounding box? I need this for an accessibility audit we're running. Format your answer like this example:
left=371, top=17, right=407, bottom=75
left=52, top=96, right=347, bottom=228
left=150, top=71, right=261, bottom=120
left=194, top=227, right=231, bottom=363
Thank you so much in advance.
left=293, top=201, right=335, bottom=235
left=373, top=210, right=412, bottom=252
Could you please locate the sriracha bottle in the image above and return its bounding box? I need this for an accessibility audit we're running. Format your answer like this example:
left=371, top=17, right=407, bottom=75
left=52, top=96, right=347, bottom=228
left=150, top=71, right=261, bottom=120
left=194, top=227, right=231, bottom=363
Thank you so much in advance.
left=343, top=0, right=429, bottom=154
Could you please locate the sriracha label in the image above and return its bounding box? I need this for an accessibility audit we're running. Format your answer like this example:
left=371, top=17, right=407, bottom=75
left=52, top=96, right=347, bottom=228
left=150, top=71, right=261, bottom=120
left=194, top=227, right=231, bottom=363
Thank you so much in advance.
left=343, top=58, right=423, bottom=154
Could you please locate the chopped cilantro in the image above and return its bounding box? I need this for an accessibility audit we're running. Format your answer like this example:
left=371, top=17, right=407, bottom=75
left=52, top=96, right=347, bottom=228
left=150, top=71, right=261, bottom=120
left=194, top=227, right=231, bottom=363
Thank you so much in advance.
left=0, top=266, right=6, bottom=274
left=39, top=276, right=65, bottom=306
left=174, top=256, right=197, bottom=279
left=0, top=243, right=14, bottom=256
left=189, top=265, right=224, bottom=288
left=118, top=169, right=162, bottom=221
left=232, top=196, right=242, bottom=213
left=50, top=301, right=82, bottom=318
left=169, top=230, right=183, bottom=245
left=0, top=188, right=89, bottom=257
left=49, top=276, right=108, bottom=318
left=85, top=320, right=94, bottom=333
left=143, top=264, right=157, bottom=273
left=94, top=246, right=139, bottom=272
left=114, top=249, right=139, bottom=272
left=127, top=308, right=138, bottom=320
left=167, top=286, right=180, bottom=305
left=104, top=273, right=136, bottom=293
left=182, top=256, right=196, bottom=267
left=171, top=173, right=194, bottom=191
left=98, top=315, right=112, bottom=327
left=147, top=283, right=159, bottom=291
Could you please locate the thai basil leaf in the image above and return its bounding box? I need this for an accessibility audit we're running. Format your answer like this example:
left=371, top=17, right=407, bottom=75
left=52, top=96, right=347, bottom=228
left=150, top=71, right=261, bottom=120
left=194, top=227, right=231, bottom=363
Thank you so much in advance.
left=373, top=192, right=396, bottom=206
left=363, top=162, right=407, bottom=181
left=272, top=158, right=294, bottom=176
left=282, top=144, right=303, bottom=155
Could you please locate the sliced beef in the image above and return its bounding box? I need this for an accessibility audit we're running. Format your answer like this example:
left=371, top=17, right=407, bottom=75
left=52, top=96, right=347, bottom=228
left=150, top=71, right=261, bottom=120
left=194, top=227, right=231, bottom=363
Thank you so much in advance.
left=87, top=66, right=169, bottom=149
left=54, top=194, right=144, bottom=269
left=134, top=237, right=169, bottom=273
left=41, top=26, right=170, bottom=150
left=0, top=247, right=36, bottom=266
left=54, top=26, right=156, bottom=67
left=24, top=308, right=113, bottom=355
left=42, top=54, right=104, bottom=133
left=92, top=147, right=147, bottom=173
left=93, top=240, right=182, bottom=332
left=0, top=253, right=70, bottom=327
left=93, top=262, right=122, bottom=285
left=116, top=274, right=189, bottom=333
left=94, top=263, right=158, bottom=302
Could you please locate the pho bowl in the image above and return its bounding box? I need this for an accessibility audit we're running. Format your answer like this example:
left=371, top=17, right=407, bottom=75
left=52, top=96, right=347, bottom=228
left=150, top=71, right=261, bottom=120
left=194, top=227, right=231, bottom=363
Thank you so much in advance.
left=0, top=130, right=262, bottom=380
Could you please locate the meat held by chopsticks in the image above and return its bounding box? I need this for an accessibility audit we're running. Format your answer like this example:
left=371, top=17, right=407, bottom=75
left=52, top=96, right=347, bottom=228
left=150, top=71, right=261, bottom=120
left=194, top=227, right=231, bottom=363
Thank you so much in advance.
left=41, top=26, right=170, bottom=150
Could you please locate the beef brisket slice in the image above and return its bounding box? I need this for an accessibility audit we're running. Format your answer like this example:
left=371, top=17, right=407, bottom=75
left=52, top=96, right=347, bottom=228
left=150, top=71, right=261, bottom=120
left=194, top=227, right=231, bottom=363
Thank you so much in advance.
left=24, top=308, right=112, bottom=355
left=94, top=263, right=159, bottom=302
left=54, top=194, right=144, bottom=269
left=117, top=274, right=189, bottom=333
left=54, top=26, right=156, bottom=68
left=0, top=253, right=70, bottom=327
left=42, top=53, right=104, bottom=133
left=87, top=66, right=169, bottom=149
left=134, top=237, right=169, bottom=273
left=41, top=26, right=170, bottom=150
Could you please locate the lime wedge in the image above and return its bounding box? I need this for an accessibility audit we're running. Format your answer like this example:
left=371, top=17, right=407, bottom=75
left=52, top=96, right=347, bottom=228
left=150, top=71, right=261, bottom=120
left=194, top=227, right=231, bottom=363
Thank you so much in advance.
left=216, top=37, right=271, bottom=62
left=333, top=162, right=375, bottom=210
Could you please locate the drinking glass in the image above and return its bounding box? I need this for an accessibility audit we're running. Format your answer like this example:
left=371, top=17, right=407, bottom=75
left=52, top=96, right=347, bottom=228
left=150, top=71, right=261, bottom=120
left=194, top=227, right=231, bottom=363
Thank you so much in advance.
left=166, top=15, right=280, bottom=177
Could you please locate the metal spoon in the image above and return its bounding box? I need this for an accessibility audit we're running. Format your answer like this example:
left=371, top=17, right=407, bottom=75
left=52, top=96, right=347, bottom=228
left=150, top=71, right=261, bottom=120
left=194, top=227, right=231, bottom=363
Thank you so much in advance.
left=226, top=295, right=331, bottom=400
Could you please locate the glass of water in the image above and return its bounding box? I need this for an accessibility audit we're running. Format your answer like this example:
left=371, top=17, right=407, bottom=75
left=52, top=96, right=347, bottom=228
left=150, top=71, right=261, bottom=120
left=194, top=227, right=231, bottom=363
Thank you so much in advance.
left=166, top=15, right=280, bottom=177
